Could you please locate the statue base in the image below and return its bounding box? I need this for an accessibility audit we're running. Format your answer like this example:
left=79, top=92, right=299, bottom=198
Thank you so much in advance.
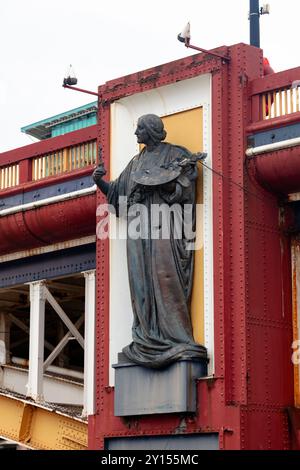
left=112, top=355, right=207, bottom=417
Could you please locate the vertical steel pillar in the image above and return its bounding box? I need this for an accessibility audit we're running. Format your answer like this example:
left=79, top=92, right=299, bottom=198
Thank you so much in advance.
left=0, top=313, right=10, bottom=364
left=27, top=281, right=46, bottom=402
left=83, top=270, right=96, bottom=417
left=249, top=0, right=260, bottom=48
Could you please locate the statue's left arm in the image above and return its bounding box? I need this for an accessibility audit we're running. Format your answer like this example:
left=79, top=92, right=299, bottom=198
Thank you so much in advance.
left=159, top=163, right=198, bottom=204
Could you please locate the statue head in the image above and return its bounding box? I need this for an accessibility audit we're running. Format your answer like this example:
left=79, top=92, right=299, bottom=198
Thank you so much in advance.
left=135, top=114, right=167, bottom=146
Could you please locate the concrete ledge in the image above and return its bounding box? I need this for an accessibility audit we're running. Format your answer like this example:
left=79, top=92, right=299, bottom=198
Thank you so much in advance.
left=113, top=359, right=207, bottom=416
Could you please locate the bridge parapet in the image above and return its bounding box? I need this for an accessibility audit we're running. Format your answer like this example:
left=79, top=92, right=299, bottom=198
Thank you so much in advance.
left=0, top=125, right=97, bottom=193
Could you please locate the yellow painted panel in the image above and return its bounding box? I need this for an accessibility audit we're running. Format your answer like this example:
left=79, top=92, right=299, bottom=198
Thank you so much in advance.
left=0, top=396, right=24, bottom=441
left=29, top=408, right=87, bottom=450
left=0, top=394, right=87, bottom=450
left=162, top=108, right=203, bottom=154
left=162, top=108, right=205, bottom=344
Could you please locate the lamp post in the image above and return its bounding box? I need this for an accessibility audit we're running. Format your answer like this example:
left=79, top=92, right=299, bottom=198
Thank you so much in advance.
left=62, top=76, right=99, bottom=97
left=177, top=22, right=230, bottom=62
left=249, top=0, right=260, bottom=47
left=249, top=1, right=270, bottom=48
left=62, top=83, right=99, bottom=97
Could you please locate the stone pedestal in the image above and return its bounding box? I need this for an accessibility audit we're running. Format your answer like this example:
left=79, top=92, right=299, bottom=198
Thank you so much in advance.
left=113, top=357, right=207, bottom=417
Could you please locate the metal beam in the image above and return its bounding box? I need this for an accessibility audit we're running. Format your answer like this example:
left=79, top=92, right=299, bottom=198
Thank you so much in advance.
left=0, top=393, right=87, bottom=449
left=27, top=282, right=45, bottom=402
left=0, top=313, right=10, bottom=364
left=83, top=270, right=95, bottom=417
left=8, top=314, right=29, bottom=334
left=11, top=338, right=28, bottom=349
left=0, top=243, right=96, bottom=290
left=47, top=281, right=85, bottom=294
left=9, top=313, right=62, bottom=356
left=44, top=287, right=84, bottom=348
left=0, top=235, right=96, bottom=264
left=43, top=315, right=84, bottom=371
left=2, top=365, right=83, bottom=405
left=0, top=185, right=96, bottom=217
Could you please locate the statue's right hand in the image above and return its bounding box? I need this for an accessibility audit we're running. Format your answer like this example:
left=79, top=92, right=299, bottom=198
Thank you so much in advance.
left=93, top=164, right=107, bottom=183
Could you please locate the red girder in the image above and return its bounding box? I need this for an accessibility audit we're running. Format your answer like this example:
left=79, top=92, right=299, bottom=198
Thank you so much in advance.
left=0, top=194, right=96, bottom=255
left=89, top=44, right=294, bottom=450
left=249, top=146, right=300, bottom=195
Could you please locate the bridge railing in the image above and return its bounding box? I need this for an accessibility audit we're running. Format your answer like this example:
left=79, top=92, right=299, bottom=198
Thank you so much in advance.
left=0, top=164, right=19, bottom=190
left=32, top=141, right=97, bottom=181
left=249, top=66, right=300, bottom=128
left=0, top=125, right=97, bottom=193
left=261, top=84, right=300, bottom=120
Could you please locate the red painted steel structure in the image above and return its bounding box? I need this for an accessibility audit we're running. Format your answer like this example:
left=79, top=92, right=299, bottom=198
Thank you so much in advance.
left=0, top=126, right=98, bottom=255
left=90, top=43, right=296, bottom=450
left=249, top=146, right=300, bottom=195
left=0, top=126, right=97, bottom=167
left=0, top=195, right=96, bottom=254
left=0, top=42, right=298, bottom=449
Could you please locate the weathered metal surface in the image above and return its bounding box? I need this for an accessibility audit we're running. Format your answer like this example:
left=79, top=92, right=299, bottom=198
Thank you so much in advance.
left=247, top=111, right=300, bottom=134
left=97, top=51, right=224, bottom=104
left=241, top=407, right=290, bottom=450
left=248, top=122, right=300, bottom=148
left=0, top=175, right=94, bottom=211
left=92, top=43, right=296, bottom=450
left=244, top=74, right=294, bottom=454
left=113, top=359, right=207, bottom=416
left=106, top=433, right=219, bottom=450
left=0, top=194, right=96, bottom=254
left=0, top=235, right=96, bottom=263
left=0, top=243, right=95, bottom=288
left=249, top=146, right=300, bottom=195
left=1, top=365, right=83, bottom=405
left=0, top=392, right=87, bottom=450
left=225, top=44, right=264, bottom=408
left=250, top=66, right=300, bottom=96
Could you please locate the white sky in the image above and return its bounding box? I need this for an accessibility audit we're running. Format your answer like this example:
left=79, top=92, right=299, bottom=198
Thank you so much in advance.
left=0, top=0, right=299, bottom=152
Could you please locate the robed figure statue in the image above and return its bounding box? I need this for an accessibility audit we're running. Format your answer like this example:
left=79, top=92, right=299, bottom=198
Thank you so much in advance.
left=93, top=114, right=207, bottom=369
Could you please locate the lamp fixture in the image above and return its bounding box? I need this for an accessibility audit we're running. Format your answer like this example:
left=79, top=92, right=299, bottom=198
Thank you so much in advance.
left=177, top=22, right=230, bottom=63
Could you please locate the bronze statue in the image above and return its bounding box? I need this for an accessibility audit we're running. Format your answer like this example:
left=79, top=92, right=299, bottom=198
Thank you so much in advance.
left=93, top=114, right=207, bottom=368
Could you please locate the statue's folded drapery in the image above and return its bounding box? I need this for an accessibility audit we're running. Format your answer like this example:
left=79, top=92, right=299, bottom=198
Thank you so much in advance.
left=107, top=142, right=207, bottom=368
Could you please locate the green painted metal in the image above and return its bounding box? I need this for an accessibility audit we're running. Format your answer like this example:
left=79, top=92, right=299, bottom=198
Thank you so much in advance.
left=21, top=102, right=98, bottom=140
left=51, top=114, right=97, bottom=137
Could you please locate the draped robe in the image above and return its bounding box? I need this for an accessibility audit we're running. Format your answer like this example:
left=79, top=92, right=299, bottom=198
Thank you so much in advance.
left=107, top=142, right=207, bottom=368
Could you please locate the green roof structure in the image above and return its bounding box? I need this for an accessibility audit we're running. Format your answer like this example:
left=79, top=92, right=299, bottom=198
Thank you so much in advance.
left=21, top=101, right=98, bottom=140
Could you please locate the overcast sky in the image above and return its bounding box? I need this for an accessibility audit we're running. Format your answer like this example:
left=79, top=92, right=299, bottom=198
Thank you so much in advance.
left=0, top=0, right=299, bottom=152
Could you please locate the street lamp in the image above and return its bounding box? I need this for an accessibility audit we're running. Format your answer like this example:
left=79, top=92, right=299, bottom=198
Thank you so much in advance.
left=62, top=64, right=99, bottom=97
left=177, top=22, right=230, bottom=62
